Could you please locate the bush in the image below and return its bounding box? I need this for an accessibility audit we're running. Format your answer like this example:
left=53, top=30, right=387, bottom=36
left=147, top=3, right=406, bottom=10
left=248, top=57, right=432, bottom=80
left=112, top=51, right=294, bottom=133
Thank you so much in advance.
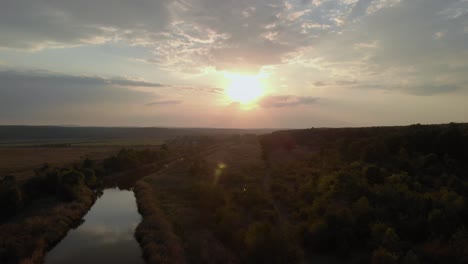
left=0, top=176, right=24, bottom=219
left=57, top=170, right=87, bottom=201
left=81, top=168, right=99, bottom=188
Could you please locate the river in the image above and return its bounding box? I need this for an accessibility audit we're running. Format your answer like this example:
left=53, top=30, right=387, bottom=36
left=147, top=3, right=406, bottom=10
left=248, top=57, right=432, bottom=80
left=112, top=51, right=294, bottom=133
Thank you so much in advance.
left=45, top=188, right=145, bottom=264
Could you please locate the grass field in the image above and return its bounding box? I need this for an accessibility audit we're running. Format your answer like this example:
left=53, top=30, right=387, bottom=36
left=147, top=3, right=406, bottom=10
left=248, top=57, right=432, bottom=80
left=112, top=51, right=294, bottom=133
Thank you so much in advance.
left=0, top=146, right=120, bottom=180
left=0, top=138, right=165, bottom=147
left=0, top=136, right=168, bottom=181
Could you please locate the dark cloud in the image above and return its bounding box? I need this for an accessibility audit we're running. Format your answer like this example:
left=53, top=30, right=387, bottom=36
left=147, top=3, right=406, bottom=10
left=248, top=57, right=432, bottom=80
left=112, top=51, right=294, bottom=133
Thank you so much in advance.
left=343, top=82, right=463, bottom=96
left=109, top=79, right=165, bottom=88
left=0, top=70, right=160, bottom=120
left=405, top=84, right=462, bottom=96
left=0, top=70, right=165, bottom=88
left=0, top=0, right=171, bottom=49
left=259, top=95, right=319, bottom=108
left=336, top=80, right=358, bottom=86
left=314, top=81, right=328, bottom=87
left=145, top=100, right=182, bottom=106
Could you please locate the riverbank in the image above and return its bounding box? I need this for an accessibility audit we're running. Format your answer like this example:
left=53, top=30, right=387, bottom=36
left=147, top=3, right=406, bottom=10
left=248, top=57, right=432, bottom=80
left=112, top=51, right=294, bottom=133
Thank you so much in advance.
left=134, top=180, right=186, bottom=264
left=0, top=187, right=96, bottom=264
left=0, top=146, right=173, bottom=263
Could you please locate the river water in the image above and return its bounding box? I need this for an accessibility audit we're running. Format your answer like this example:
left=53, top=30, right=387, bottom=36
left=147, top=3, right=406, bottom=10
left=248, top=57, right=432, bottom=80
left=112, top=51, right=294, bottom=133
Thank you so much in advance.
left=45, top=188, right=145, bottom=264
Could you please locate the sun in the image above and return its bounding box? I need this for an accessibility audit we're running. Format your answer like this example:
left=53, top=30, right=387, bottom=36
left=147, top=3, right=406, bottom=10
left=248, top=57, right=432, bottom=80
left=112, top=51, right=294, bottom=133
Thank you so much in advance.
left=225, top=73, right=264, bottom=104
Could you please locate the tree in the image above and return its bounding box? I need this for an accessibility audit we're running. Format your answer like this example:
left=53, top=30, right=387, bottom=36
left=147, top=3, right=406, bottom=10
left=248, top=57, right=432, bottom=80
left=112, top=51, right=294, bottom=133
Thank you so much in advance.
left=0, top=176, right=24, bottom=218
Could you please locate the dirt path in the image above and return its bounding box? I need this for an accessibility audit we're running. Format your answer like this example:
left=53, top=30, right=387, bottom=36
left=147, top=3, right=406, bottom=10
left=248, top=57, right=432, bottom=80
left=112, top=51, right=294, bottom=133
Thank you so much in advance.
left=262, top=169, right=290, bottom=224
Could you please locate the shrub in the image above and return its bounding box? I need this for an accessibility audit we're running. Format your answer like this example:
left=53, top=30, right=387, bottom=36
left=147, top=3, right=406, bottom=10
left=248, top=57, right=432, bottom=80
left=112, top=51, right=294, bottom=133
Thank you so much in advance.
left=372, top=247, right=398, bottom=264
left=57, top=170, right=87, bottom=201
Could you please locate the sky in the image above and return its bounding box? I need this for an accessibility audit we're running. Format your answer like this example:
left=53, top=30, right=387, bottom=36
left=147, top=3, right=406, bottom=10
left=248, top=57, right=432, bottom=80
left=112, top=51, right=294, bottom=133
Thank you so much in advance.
left=0, top=0, right=467, bottom=128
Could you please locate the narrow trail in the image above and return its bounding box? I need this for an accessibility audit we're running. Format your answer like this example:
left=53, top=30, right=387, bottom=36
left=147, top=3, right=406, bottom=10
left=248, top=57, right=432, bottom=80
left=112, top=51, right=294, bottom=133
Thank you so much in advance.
left=262, top=168, right=289, bottom=225
left=262, top=158, right=312, bottom=264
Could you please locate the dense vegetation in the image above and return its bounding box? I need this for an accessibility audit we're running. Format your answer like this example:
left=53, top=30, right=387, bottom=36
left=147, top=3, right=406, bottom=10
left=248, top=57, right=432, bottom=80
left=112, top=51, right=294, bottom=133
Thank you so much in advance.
left=2, top=123, right=468, bottom=263
left=259, top=123, right=468, bottom=263
left=135, top=124, right=468, bottom=264
left=0, top=159, right=99, bottom=263
left=134, top=135, right=303, bottom=264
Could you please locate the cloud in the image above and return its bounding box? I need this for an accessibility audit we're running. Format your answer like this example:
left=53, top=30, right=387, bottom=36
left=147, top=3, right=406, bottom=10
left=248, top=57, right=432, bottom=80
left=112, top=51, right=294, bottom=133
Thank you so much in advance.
left=109, top=79, right=165, bottom=88
left=0, top=0, right=360, bottom=72
left=0, top=70, right=165, bottom=121
left=348, top=0, right=373, bottom=20
left=336, top=80, right=358, bottom=86
left=147, top=0, right=300, bottom=72
left=297, top=0, right=468, bottom=96
left=259, top=95, right=319, bottom=108
left=0, top=69, right=230, bottom=125
left=1, top=0, right=467, bottom=98
left=0, top=0, right=171, bottom=50
left=405, top=84, right=462, bottom=96
left=145, top=100, right=182, bottom=106
left=314, top=81, right=328, bottom=87
left=173, top=85, right=224, bottom=94
left=0, top=69, right=165, bottom=89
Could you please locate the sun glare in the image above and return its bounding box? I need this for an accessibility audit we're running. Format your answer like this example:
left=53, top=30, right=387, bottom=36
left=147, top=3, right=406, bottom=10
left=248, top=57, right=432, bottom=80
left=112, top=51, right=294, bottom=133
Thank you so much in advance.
left=225, top=73, right=264, bottom=104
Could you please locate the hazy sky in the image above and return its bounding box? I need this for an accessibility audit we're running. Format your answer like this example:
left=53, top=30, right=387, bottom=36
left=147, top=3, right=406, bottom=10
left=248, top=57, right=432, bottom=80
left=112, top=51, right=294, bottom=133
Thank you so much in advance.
left=1, top=0, right=467, bottom=128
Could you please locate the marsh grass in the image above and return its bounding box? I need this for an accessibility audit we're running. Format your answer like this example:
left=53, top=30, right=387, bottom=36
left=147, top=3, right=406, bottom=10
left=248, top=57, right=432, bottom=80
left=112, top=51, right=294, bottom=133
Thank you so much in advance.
left=134, top=180, right=186, bottom=264
left=0, top=188, right=95, bottom=264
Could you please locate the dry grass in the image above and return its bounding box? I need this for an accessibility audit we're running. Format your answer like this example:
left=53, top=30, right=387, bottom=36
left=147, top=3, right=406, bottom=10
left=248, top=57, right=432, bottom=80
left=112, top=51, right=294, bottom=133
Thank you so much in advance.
left=134, top=180, right=186, bottom=264
left=0, top=147, right=120, bottom=180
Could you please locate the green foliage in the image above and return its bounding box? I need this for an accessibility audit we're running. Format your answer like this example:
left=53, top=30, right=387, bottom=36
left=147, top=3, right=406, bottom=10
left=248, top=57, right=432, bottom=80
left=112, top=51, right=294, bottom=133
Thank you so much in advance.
left=243, top=222, right=300, bottom=264
left=102, top=148, right=169, bottom=173
left=259, top=123, right=468, bottom=262
left=57, top=169, right=87, bottom=201
left=1, top=157, right=107, bottom=221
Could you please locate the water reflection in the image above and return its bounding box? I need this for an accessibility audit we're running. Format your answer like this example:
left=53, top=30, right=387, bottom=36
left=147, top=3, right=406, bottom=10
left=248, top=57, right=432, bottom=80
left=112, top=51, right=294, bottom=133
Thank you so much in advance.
left=45, top=188, right=144, bottom=264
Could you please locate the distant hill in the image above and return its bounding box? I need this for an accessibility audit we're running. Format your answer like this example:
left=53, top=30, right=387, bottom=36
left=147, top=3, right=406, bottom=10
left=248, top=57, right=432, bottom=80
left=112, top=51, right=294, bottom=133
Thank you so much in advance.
left=0, top=126, right=275, bottom=144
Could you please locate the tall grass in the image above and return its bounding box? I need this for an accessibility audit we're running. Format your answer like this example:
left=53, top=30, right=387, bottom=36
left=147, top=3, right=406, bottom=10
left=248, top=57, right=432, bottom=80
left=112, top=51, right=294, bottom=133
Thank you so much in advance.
left=134, top=180, right=186, bottom=264
left=0, top=188, right=95, bottom=263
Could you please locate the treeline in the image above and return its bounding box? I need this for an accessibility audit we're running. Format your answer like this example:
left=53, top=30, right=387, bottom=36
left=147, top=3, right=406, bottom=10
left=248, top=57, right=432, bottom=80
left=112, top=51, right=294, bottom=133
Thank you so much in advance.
left=259, top=123, right=468, bottom=263
left=102, top=146, right=169, bottom=173
left=0, top=146, right=170, bottom=221
left=0, top=161, right=100, bottom=221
